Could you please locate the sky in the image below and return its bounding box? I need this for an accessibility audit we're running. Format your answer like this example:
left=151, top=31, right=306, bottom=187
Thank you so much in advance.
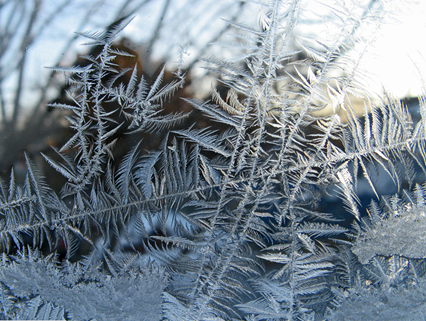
left=359, top=0, right=426, bottom=97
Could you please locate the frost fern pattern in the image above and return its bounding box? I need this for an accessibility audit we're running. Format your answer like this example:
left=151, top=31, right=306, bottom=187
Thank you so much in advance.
left=1, top=1, right=426, bottom=320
